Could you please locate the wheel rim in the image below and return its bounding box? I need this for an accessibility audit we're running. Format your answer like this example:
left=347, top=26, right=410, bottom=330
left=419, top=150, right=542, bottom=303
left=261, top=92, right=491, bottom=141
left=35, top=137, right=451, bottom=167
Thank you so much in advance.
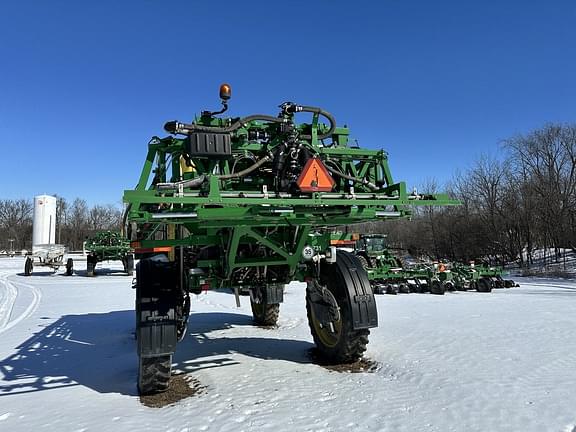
left=309, top=294, right=342, bottom=348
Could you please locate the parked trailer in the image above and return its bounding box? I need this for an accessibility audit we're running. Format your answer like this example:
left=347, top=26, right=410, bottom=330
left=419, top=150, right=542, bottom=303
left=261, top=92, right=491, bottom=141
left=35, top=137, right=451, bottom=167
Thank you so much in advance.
left=24, top=244, right=73, bottom=276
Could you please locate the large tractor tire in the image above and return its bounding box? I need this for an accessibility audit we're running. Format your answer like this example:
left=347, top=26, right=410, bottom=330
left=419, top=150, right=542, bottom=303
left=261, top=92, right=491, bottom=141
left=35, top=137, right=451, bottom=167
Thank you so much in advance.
left=24, top=257, right=33, bottom=276
left=124, top=254, right=135, bottom=276
left=250, top=286, right=280, bottom=327
left=306, top=251, right=375, bottom=364
left=477, top=278, right=493, bottom=293
left=138, top=355, right=172, bottom=395
left=398, top=283, right=410, bottom=294
left=430, top=280, right=445, bottom=295
left=86, top=256, right=96, bottom=277
left=415, top=279, right=429, bottom=293
left=356, top=254, right=370, bottom=270
left=65, top=258, right=74, bottom=276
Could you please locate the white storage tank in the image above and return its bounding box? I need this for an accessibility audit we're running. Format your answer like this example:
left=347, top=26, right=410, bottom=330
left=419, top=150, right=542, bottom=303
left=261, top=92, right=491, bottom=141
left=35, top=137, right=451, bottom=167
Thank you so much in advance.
left=33, top=195, right=57, bottom=246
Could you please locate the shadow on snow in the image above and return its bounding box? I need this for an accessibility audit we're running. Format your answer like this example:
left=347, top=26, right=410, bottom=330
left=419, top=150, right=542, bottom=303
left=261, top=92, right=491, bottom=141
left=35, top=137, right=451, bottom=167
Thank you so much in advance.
left=0, top=310, right=313, bottom=397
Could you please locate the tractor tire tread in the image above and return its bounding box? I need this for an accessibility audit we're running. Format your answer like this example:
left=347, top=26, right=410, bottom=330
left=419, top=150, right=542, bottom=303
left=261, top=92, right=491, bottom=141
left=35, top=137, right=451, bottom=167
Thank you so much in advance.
left=138, top=355, right=172, bottom=395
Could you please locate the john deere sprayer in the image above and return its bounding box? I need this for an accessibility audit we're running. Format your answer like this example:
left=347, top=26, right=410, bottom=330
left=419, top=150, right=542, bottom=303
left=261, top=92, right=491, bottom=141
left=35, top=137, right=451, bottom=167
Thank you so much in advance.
left=123, top=84, right=458, bottom=394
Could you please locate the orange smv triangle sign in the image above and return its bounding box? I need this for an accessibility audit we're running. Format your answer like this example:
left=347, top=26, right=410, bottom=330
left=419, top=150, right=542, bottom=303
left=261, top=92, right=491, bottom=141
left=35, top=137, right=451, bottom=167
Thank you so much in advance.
left=296, top=158, right=335, bottom=192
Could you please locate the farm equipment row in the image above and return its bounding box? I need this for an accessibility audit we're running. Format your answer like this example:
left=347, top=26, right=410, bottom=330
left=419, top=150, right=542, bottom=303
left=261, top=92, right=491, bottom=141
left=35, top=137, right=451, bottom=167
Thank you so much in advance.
left=329, top=233, right=518, bottom=295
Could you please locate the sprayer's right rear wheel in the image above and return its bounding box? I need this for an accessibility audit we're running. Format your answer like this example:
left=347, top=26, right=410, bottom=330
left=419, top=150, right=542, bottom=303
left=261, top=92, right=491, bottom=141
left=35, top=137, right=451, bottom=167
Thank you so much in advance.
left=306, top=252, right=370, bottom=364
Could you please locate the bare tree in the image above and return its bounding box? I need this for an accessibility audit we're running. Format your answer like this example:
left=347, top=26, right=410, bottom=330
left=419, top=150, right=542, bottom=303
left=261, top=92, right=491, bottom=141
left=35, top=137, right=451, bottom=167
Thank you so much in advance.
left=0, top=199, right=33, bottom=250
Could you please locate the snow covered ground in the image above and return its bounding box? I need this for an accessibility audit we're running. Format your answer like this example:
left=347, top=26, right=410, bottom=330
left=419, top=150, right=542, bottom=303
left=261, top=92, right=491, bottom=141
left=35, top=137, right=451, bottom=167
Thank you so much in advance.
left=1, top=256, right=575, bottom=432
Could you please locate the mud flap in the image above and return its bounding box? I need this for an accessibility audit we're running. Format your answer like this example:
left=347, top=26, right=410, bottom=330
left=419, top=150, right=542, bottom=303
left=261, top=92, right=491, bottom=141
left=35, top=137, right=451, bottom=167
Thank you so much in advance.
left=265, top=283, right=284, bottom=304
left=334, top=251, right=378, bottom=330
left=136, top=256, right=179, bottom=357
left=137, top=299, right=178, bottom=357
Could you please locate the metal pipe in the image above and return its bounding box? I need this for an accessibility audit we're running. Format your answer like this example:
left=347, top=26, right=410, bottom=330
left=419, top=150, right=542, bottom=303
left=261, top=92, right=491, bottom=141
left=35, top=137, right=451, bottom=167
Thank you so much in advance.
left=376, top=211, right=402, bottom=217
left=151, top=212, right=198, bottom=219
left=323, top=163, right=379, bottom=191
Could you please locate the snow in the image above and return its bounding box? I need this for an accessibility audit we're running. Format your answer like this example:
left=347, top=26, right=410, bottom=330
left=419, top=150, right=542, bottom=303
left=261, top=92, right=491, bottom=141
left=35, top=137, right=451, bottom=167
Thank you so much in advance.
left=1, top=256, right=576, bottom=432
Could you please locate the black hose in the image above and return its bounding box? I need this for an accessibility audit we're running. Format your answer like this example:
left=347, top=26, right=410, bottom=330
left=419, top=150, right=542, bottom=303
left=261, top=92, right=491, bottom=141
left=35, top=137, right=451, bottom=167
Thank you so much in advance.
left=217, top=155, right=271, bottom=180
left=165, top=107, right=336, bottom=141
left=156, top=175, right=206, bottom=190
left=324, top=162, right=379, bottom=191
left=298, top=105, right=336, bottom=140
left=164, top=115, right=285, bottom=135
left=154, top=155, right=270, bottom=190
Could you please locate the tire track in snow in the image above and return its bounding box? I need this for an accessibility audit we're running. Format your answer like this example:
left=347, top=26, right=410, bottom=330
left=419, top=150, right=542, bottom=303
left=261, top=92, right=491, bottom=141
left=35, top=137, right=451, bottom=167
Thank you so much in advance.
left=0, top=272, right=18, bottom=330
left=0, top=272, right=41, bottom=335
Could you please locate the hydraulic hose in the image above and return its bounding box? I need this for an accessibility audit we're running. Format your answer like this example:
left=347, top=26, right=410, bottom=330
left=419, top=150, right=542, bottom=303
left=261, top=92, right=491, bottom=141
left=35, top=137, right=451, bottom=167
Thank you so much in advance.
left=156, top=175, right=207, bottom=191
left=217, top=155, right=271, bottom=180
left=154, top=155, right=271, bottom=190
left=324, top=161, right=379, bottom=191
left=165, top=107, right=336, bottom=141
left=297, top=105, right=337, bottom=141
left=164, top=115, right=286, bottom=135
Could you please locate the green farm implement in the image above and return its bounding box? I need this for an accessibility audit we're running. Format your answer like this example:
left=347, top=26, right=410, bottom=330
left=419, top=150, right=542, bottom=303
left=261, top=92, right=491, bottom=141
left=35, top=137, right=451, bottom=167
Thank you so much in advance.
left=84, top=231, right=134, bottom=277
left=123, top=84, right=458, bottom=394
left=473, top=264, right=518, bottom=289
left=340, top=233, right=518, bottom=295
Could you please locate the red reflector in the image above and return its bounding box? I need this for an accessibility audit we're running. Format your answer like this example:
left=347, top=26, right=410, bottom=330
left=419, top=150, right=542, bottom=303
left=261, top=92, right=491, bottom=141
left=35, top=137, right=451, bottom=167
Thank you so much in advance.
left=297, top=158, right=335, bottom=192
left=134, top=246, right=173, bottom=254
left=330, top=240, right=356, bottom=246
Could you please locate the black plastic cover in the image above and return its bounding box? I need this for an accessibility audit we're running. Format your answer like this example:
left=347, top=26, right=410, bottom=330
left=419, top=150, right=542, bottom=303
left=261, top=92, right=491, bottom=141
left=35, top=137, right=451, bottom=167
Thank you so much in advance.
left=186, top=132, right=232, bottom=158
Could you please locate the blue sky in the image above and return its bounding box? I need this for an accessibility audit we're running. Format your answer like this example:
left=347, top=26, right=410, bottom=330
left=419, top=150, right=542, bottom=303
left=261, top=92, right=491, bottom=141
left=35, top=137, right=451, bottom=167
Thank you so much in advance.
left=1, top=1, right=575, bottom=206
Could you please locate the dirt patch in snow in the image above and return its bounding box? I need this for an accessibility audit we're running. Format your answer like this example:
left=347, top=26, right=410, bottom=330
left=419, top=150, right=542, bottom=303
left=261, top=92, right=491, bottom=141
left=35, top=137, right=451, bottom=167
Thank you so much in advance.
left=308, top=349, right=378, bottom=373
left=140, top=374, right=206, bottom=408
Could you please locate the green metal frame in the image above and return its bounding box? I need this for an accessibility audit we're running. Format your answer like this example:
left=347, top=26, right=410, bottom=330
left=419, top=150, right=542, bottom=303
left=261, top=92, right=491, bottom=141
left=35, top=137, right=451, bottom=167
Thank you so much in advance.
left=85, top=231, right=133, bottom=262
left=123, top=106, right=459, bottom=289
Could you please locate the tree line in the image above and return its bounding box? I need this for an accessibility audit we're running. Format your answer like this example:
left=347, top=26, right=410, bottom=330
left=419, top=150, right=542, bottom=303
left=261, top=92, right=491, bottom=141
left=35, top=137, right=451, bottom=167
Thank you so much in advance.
left=357, top=123, right=576, bottom=268
left=0, top=197, right=122, bottom=252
